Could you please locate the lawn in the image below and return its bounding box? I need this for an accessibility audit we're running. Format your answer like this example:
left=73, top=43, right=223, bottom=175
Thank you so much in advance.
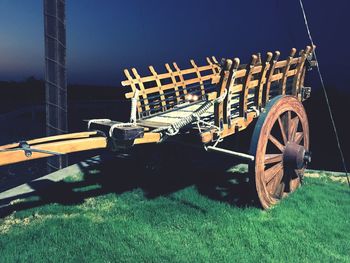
left=0, top=161, right=349, bottom=262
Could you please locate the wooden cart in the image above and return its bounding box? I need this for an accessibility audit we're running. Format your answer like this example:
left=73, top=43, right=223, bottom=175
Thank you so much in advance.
left=0, top=45, right=316, bottom=208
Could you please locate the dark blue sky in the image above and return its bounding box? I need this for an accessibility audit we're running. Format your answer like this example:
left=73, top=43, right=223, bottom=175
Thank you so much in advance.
left=0, top=0, right=349, bottom=90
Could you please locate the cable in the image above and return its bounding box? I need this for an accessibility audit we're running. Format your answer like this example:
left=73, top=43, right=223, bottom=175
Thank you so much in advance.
left=299, top=0, right=350, bottom=186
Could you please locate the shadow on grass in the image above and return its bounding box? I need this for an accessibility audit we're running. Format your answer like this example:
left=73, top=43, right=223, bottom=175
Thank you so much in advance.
left=0, top=143, right=259, bottom=217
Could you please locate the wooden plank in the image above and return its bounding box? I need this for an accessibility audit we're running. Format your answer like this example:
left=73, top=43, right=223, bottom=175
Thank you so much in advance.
left=122, top=70, right=175, bottom=86
left=131, top=68, right=150, bottom=112
left=190, top=59, right=205, bottom=96
left=252, top=65, right=263, bottom=74
left=225, top=58, right=240, bottom=127
left=279, top=48, right=297, bottom=95
left=207, top=68, right=246, bottom=85
left=256, top=52, right=273, bottom=109
left=124, top=69, right=143, bottom=112
left=240, top=55, right=258, bottom=119
left=275, top=60, right=287, bottom=68
left=270, top=72, right=283, bottom=81
left=211, top=56, right=219, bottom=64
left=181, top=64, right=213, bottom=75
left=264, top=51, right=281, bottom=105
left=231, top=84, right=243, bottom=94
left=165, top=63, right=181, bottom=104
left=299, top=46, right=315, bottom=100
left=137, top=119, right=169, bottom=128
left=0, top=137, right=107, bottom=167
left=201, top=111, right=257, bottom=143
left=286, top=68, right=298, bottom=77
left=292, top=45, right=312, bottom=97
left=206, top=56, right=220, bottom=75
left=142, top=103, right=214, bottom=126
left=173, top=62, right=187, bottom=96
left=290, top=57, right=301, bottom=64
left=223, top=111, right=256, bottom=138
left=122, top=63, right=220, bottom=87
left=236, top=69, right=247, bottom=78
left=248, top=79, right=259, bottom=88
left=125, top=73, right=215, bottom=99
left=134, top=132, right=161, bottom=144
left=210, top=75, right=221, bottom=84
left=0, top=131, right=100, bottom=150
left=149, top=65, right=167, bottom=110
left=215, top=59, right=232, bottom=129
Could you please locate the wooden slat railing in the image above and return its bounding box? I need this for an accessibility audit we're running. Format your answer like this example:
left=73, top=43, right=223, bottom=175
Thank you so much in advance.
left=121, top=46, right=315, bottom=123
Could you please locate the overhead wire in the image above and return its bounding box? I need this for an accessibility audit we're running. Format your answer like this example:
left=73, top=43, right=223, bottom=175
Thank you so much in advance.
left=299, top=0, right=350, bottom=186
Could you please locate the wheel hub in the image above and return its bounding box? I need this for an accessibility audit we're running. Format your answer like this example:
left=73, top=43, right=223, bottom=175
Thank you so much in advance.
left=283, top=142, right=311, bottom=169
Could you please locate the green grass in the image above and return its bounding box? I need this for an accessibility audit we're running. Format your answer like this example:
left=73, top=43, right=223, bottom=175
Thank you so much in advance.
left=0, top=172, right=349, bottom=263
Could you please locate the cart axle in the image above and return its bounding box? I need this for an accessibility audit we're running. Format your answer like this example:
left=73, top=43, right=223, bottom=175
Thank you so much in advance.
left=206, top=146, right=255, bottom=161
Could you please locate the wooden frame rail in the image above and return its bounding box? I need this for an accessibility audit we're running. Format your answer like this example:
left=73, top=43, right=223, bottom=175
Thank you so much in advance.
left=207, top=45, right=315, bottom=143
left=121, top=45, right=315, bottom=144
left=122, top=57, right=221, bottom=118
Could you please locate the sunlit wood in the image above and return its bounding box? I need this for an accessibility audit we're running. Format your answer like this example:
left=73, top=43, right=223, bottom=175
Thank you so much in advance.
left=0, top=137, right=107, bottom=166
left=264, top=162, right=284, bottom=184
left=294, top=132, right=304, bottom=145
left=267, top=168, right=284, bottom=195
left=269, top=134, right=285, bottom=152
left=289, top=116, right=300, bottom=141
left=0, top=131, right=99, bottom=150
left=278, top=116, right=288, bottom=144
left=264, top=154, right=283, bottom=164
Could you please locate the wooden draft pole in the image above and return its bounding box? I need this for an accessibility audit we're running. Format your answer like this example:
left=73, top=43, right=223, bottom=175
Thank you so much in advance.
left=43, top=0, right=68, bottom=172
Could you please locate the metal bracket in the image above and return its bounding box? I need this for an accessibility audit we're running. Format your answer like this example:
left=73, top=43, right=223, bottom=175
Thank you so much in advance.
left=305, top=55, right=317, bottom=71
left=301, top=86, right=311, bottom=100
left=19, top=141, right=33, bottom=157
left=0, top=141, right=63, bottom=158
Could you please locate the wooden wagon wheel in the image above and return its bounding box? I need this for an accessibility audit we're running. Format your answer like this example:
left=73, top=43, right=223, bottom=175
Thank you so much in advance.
left=249, top=95, right=311, bottom=209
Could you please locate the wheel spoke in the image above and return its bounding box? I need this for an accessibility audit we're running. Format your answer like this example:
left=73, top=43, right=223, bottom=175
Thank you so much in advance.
left=286, top=111, right=291, bottom=133
left=278, top=116, right=288, bottom=144
left=273, top=181, right=286, bottom=199
left=289, top=116, right=299, bottom=141
left=294, top=132, right=304, bottom=144
left=267, top=167, right=284, bottom=192
left=264, top=154, right=283, bottom=164
left=264, top=162, right=283, bottom=184
left=269, top=134, right=285, bottom=152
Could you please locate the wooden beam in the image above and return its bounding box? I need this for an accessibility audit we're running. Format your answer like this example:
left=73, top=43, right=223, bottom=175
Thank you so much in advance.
left=165, top=63, right=181, bottom=104
left=0, top=137, right=107, bottom=167
left=264, top=51, right=281, bottom=106
left=240, top=55, right=258, bottom=119
left=133, top=132, right=161, bottom=144
left=225, top=58, right=240, bottom=128
left=0, top=131, right=100, bottom=150
left=201, top=112, right=257, bottom=143
left=124, top=69, right=142, bottom=113
left=149, top=65, right=167, bottom=110
left=131, top=68, right=150, bottom=112
left=292, top=46, right=312, bottom=97
left=190, top=59, right=205, bottom=97
left=255, top=52, right=273, bottom=109
left=279, top=48, right=297, bottom=95
left=214, top=59, right=232, bottom=130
